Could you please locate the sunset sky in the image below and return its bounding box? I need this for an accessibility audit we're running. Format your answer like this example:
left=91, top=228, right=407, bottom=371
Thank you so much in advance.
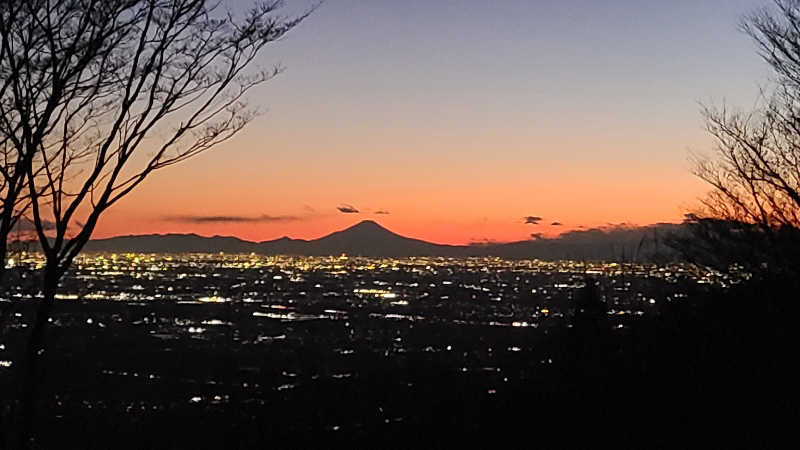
left=93, top=0, right=770, bottom=245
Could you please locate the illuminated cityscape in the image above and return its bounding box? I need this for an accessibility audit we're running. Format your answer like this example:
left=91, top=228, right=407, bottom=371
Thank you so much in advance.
left=2, top=251, right=730, bottom=313
left=1, top=254, right=728, bottom=393
left=0, top=253, right=777, bottom=447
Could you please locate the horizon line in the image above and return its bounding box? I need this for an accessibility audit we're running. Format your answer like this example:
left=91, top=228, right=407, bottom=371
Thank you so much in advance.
left=82, top=219, right=684, bottom=247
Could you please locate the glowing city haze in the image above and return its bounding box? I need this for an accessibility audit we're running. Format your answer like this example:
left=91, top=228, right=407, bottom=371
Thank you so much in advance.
left=92, top=0, right=769, bottom=245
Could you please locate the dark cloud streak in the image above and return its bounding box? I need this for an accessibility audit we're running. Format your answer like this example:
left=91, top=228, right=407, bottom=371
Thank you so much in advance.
left=524, top=216, right=542, bottom=225
left=337, top=204, right=360, bottom=214
left=165, top=214, right=301, bottom=224
left=14, top=217, right=56, bottom=231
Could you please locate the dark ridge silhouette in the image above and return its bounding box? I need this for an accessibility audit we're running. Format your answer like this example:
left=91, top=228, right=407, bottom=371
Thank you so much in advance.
left=82, top=220, right=684, bottom=261
left=82, top=233, right=257, bottom=254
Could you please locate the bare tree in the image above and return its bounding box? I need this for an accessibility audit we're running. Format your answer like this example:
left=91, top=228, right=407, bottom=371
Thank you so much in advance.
left=688, top=0, right=800, bottom=275
left=0, top=0, right=41, bottom=284
left=0, top=0, right=311, bottom=446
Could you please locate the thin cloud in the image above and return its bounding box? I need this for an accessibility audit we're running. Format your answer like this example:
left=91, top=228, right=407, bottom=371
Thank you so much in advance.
left=164, top=214, right=301, bottom=223
left=551, top=222, right=562, bottom=226
left=14, top=217, right=56, bottom=231
left=374, top=210, right=390, bottom=215
left=469, top=237, right=498, bottom=246
left=337, top=204, right=360, bottom=214
left=524, top=216, right=542, bottom=225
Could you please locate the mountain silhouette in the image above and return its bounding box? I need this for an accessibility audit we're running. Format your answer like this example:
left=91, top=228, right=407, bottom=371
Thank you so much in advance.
left=82, top=220, right=684, bottom=261
left=273, top=220, right=463, bottom=256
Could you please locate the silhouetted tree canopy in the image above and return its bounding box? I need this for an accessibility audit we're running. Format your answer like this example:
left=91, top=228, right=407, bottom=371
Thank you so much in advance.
left=0, top=0, right=312, bottom=447
left=683, top=0, right=800, bottom=278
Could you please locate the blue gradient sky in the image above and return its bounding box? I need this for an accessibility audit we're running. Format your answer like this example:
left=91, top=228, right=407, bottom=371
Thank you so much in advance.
left=102, top=0, right=772, bottom=244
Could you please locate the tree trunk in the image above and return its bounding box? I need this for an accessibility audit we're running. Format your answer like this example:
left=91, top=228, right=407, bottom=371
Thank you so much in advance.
left=16, top=265, right=58, bottom=449
left=0, top=238, right=7, bottom=288
left=0, top=203, right=13, bottom=288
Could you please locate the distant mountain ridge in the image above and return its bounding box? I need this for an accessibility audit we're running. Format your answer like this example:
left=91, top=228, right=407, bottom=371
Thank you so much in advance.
left=82, top=220, right=685, bottom=262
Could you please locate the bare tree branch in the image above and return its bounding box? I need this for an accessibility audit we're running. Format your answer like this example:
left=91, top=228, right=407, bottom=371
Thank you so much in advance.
left=686, top=0, right=800, bottom=276
left=0, top=0, right=315, bottom=446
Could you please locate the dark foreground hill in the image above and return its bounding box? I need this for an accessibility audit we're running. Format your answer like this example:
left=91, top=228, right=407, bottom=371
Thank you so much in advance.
left=83, top=220, right=683, bottom=261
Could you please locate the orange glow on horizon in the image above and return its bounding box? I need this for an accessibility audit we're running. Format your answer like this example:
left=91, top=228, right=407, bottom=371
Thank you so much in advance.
left=92, top=171, right=702, bottom=246
left=85, top=95, right=712, bottom=245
